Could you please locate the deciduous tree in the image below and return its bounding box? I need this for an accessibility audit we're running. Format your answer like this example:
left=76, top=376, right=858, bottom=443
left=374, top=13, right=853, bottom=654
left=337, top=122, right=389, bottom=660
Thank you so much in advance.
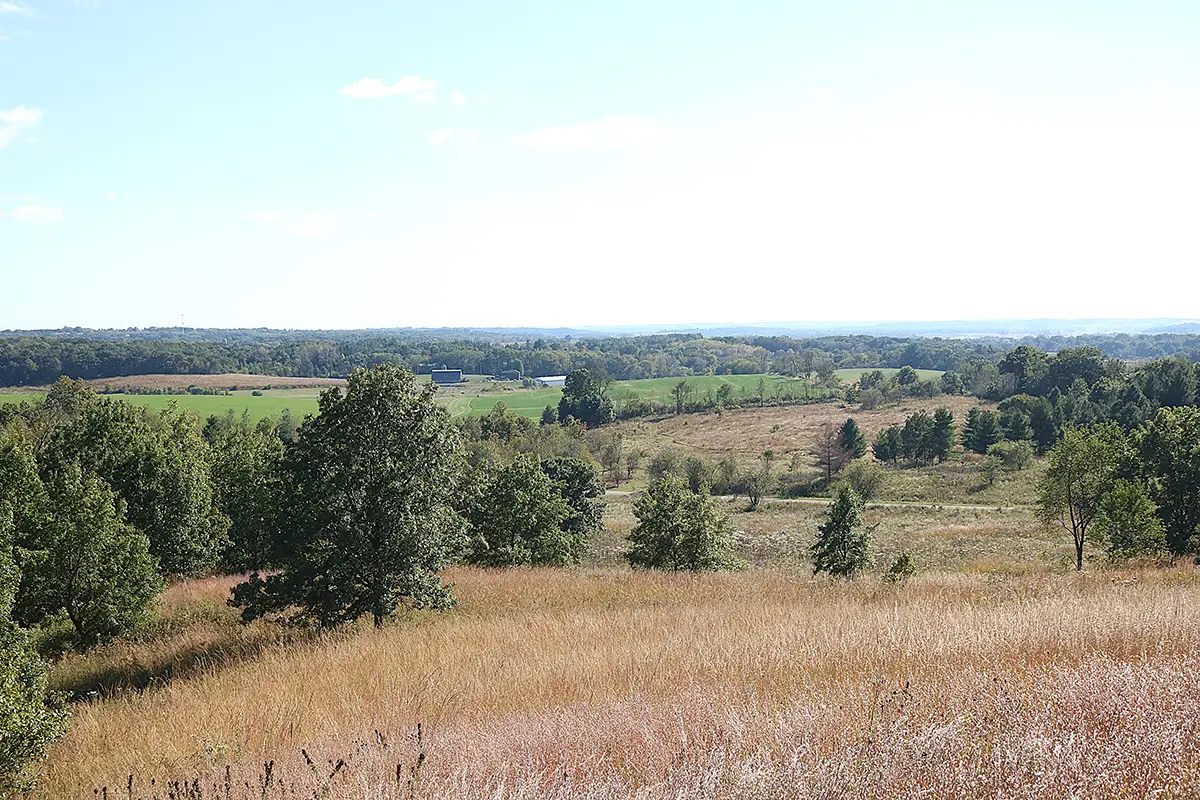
left=466, top=454, right=574, bottom=567
left=1036, top=425, right=1122, bottom=570
left=233, top=365, right=464, bottom=628
left=627, top=475, right=740, bottom=571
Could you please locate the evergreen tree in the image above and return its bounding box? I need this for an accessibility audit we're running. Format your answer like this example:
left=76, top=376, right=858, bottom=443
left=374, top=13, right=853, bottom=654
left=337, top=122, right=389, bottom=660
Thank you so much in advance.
left=838, top=418, right=868, bottom=459
left=962, top=408, right=1004, bottom=454
left=930, top=407, right=956, bottom=463
left=233, top=365, right=464, bottom=628
left=627, top=475, right=740, bottom=571
left=815, top=422, right=851, bottom=480
left=1000, top=408, right=1033, bottom=442
left=900, top=411, right=935, bottom=464
left=810, top=486, right=872, bottom=578
left=872, top=425, right=902, bottom=464
left=1113, top=382, right=1152, bottom=431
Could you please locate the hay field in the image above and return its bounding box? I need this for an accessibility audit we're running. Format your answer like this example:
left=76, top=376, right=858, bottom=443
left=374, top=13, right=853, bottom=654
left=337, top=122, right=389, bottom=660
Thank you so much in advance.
left=40, top=564, right=1200, bottom=799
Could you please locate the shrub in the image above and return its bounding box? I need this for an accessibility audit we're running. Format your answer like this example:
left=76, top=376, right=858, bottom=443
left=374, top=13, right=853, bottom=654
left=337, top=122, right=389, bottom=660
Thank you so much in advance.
left=840, top=460, right=887, bottom=502
left=627, top=476, right=741, bottom=572
left=0, top=620, right=66, bottom=795
left=647, top=450, right=681, bottom=482
left=883, top=551, right=918, bottom=584
left=988, top=440, right=1035, bottom=472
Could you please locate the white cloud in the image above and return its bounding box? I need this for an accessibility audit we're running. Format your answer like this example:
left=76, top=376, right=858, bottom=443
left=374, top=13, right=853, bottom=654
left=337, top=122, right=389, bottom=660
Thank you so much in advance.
left=105, top=190, right=116, bottom=199
left=0, top=106, right=43, bottom=148
left=249, top=209, right=283, bottom=223
left=0, top=2, right=31, bottom=16
left=446, top=91, right=466, bottom=106
left=361, top=210, right=384, bottom=220
left=429, top=127, right=479, bottom=148
left=512, top=116, right=665, bottom=153
left=341, top=76, right=438, bottom=101
left=2, top=205, right=62, bottom=224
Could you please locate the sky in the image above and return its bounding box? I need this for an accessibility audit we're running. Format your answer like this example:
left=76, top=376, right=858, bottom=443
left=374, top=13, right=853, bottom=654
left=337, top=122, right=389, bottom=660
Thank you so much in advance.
left=2, top=0, right=1200, bottom=330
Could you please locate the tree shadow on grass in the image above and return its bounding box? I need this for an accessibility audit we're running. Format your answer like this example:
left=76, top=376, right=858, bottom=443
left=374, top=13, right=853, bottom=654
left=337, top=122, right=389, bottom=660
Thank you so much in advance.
left=50, top=621, right=335, bottom=701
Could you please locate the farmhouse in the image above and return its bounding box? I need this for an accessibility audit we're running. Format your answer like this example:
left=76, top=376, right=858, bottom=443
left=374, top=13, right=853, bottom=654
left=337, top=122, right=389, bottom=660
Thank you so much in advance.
left=431, top=369, right=463, bottom=385
left=533, top=375, right=567, bottom=387
left=498, top=369, right=522, bottom=381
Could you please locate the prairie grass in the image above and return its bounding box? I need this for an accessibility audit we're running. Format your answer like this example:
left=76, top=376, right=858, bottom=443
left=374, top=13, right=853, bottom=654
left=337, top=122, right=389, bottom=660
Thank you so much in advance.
left=609, top=395, right=981, bottom=469
left=38, top=564, right=1200, bottom=798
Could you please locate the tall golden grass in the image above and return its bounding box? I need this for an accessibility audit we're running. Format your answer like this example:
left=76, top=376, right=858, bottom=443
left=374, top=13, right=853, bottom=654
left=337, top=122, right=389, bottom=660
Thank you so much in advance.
left=39, top=565, right=1200, bottom=798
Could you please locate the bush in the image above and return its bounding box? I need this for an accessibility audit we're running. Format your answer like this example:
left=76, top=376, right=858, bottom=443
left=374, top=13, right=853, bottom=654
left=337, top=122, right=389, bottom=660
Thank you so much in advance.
left=647, top=450, right=681, bottom=482
left=627, top=476, right=741, bottom=571
left=0, top=620, right=66, bottom=795
left=883, top=551, right=918, bottom=584
left=987, top=440, right=1035, bottom=472
left=840, top=460, right=887, bottom=502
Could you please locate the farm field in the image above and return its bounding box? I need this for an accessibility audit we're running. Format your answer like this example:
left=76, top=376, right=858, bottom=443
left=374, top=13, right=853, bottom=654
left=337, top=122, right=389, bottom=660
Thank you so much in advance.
left=3, top=372, right=842, bottom=422
left=0, top=391, right=321, bottom=424
left=456, top=373, right=826, bottom=419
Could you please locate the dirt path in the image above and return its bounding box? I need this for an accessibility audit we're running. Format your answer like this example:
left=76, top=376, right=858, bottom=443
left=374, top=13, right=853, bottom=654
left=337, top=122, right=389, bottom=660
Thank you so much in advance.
left=605, top=490, right=1024, bottom=513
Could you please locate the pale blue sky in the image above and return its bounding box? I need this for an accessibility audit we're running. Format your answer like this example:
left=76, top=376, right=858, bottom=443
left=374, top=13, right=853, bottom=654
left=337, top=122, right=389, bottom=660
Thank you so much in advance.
left=2, top=1, right=1199, bottom=329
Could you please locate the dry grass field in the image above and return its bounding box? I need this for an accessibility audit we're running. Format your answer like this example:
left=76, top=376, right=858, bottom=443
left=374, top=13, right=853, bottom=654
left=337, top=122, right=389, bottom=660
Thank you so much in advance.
left=39, top=565, right=1200, bottom=799
left=610, top=395, right=981, bottom=472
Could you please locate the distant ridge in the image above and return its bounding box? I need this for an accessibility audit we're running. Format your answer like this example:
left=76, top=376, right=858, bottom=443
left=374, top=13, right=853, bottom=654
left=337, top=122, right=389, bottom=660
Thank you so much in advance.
left=1, top=319, right=1197, bottom=341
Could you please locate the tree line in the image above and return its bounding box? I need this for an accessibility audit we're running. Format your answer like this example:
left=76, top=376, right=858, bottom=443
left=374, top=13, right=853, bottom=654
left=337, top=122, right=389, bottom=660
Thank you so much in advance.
left=0, top=330, right=1060, bottom=387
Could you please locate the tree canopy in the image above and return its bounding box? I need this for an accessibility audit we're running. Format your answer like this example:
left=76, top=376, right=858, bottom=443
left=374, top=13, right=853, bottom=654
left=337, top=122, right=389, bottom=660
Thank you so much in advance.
left=233, top=365, right=464, bottom=627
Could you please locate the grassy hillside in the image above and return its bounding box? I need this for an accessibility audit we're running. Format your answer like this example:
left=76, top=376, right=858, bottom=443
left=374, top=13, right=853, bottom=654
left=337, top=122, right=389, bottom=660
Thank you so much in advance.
left=41, top=564, right=1200, bottom=797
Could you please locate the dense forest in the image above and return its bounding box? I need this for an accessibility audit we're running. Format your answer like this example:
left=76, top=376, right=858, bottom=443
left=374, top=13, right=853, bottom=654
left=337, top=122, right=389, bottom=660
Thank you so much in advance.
left=3, top=328, right=1200, bottom=387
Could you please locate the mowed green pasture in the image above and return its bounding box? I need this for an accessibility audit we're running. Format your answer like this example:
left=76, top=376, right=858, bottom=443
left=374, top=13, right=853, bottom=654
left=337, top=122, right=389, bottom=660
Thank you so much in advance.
left=835, top=367, right=944, bottom=381
left=460, top=374, right=815, bottom=419
left=0, top=392, right=321, bottom=423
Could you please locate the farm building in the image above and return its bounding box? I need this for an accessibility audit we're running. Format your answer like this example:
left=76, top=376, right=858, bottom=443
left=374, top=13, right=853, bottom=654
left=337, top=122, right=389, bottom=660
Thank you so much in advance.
left=431, top=369, right=463, bottom=385
left=498, top=369, right=523, bottom=381
left=533, top=375, right=567, bottom=387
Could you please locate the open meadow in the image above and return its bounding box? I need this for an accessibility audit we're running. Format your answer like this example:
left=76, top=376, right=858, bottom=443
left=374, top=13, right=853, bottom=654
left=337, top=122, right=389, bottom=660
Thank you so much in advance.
left=10, top=362, right=1200, bottom=799
left=41, top=560, right=1200, bottom=798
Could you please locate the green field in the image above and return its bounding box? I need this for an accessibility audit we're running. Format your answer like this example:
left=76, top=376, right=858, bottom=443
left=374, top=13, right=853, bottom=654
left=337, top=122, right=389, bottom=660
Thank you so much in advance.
left=0, top=391, right=321, bottom=423
left=0, top=370, right=936, bottom=423
left=460, top=374, right=819, bottom=419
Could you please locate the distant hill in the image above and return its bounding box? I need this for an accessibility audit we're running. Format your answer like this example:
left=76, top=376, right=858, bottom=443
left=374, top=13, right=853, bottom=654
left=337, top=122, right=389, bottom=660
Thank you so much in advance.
left=3, top=319, right=1198, bottom=342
